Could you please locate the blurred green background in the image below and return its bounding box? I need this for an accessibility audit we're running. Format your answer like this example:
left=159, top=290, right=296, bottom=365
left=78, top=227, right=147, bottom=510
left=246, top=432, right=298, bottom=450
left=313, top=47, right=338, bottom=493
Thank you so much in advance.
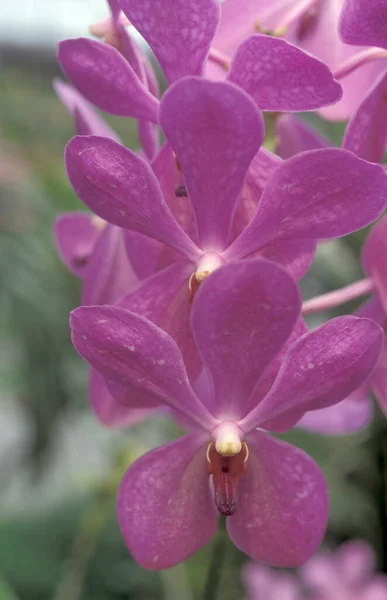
left=0, top=5, right=386, bottom=600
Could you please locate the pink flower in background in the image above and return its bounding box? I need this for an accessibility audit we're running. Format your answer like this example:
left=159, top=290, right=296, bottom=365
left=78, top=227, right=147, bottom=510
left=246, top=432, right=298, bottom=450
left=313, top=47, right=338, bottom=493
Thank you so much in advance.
left=243, top=540, right=387, bottom=599
left=69, top=258, right=383, bottom=568
left=211, top=0, right=387, bottom=120
left=57, top=0, right=343, bottom=120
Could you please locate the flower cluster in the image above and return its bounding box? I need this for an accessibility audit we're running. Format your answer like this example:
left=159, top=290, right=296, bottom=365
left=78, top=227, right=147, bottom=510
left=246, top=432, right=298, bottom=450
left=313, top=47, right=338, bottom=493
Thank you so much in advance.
left=54, top=0, right=387, bottom=573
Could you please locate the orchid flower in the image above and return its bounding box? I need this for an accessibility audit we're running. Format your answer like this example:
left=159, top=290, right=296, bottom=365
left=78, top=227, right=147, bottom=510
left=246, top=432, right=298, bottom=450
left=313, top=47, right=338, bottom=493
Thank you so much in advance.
left=69, top=258, right=383, bottom=569
left=57, top=0, right=342, bottom=123
left=211, top=0, right=387, bottom=121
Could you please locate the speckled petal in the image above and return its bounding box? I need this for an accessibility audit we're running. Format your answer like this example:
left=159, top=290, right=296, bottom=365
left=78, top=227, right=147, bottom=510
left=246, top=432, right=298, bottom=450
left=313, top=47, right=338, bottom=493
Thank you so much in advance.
left=225, top=149, right=387, bottom=261
left=276, top=114, right=330, bottom=160
left=159, top=77, right=264, bottom=251
left=119, top=0, right=220, bottom=83
left=117, top=432, right=217, bottom=569
left=82, top=224, right=137, bottom=305
left=58, top=39, right=159, bottom=121
left=362, top=215, right=387, bottom=312
left=227, top=35, right=342, bottom=112
left=89, top=368, right=156, bottom=428
left=242, top=316, right=383, bottom=432
left=53, top=79, right=121, bottom=141
left=227, top=431, right=328, bottom=566
left=343, top=70, right=387, bottom=163
left=70, top=305, right=216, bottom=429
left=340, top=0, right=387, bottom=49
left=190, top=259, right=300, bottom=420
left=65, top=136, right=201, bottom=262
left=53, top=212, right=100, bottom=277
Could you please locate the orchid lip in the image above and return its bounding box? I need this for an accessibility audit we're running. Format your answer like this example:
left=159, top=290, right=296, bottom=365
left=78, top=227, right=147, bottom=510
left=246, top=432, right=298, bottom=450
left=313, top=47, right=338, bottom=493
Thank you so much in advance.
left=206, top=440, right=249, bottom=517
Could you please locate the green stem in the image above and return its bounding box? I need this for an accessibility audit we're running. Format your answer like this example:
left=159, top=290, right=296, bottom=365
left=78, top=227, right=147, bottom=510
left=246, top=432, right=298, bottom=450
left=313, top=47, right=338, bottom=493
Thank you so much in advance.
left=203, top=532, right=227, bottom=600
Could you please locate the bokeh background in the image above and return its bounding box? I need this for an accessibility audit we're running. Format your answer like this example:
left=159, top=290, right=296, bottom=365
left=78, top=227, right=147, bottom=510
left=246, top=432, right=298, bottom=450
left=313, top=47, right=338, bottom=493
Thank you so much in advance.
left=0, top=2, right=386, bottom=599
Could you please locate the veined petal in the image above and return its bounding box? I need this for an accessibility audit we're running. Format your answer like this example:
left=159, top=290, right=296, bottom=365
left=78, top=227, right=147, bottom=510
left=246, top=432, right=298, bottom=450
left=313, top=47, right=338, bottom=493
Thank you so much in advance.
left=65, top=136, right=201, bottom=262
left=227, top=35, right=342, bottom=112
left=159, top=77, right=264, bottom=251
left=70, top=305, right=216, bottom=429
left=53, top=79, right=121, bottom=141
left=343, top=70, right=387, bottom=163
left=117, top=432, right=217, bottom=569
left=119, top=262, right=202, bottom=380
left=260, top=238, right=317, bottom=281
left=89, top=368, right=156, bottom=428
left=276, top=114, right=330, bottom=160
left=362, top=215, right=387, bottom=312
left=340, top=0, right=387, bottom=50
left=227, top=431, right=328, bottom=566
left=190, top=259, right=300, bottom=421
left=225, top=149, right=387, bottom=261
left=82, top=224, right=137, bottom=306
left=53, top=212, right=100, bottom=277
left=119, top=0, right=220, bottom=83
left=242, top=316, right=383, bottom=432
left=58, top=38, right=159, bottom=122
left=297, top=389, right=373, bottom=435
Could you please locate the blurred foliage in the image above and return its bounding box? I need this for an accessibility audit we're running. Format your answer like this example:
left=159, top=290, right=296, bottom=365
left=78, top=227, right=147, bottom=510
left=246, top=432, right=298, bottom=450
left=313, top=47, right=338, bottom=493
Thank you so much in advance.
left=0, top=49, right=386, bottom=600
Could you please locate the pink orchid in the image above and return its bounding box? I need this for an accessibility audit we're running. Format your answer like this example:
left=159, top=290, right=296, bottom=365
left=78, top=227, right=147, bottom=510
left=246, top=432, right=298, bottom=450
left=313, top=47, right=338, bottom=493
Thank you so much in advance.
left=243, top=562, right=300, bottom=600
left=65, top=76, right=387, bottom=389
left=57, top=0, right=343, bottom=121
left=211, top=0, right=387, bottom=121
left=69, top=258, right=383, bottom=569
left=340, top=0, right=387, bottom=51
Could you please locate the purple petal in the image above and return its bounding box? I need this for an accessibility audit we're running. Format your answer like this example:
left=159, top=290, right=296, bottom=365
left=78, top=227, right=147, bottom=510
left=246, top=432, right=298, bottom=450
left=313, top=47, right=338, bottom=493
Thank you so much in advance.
left=138, top=119, right=159, bottom=162
left=225, top=149, right=387, bottom=261
left=119, top=0, right=220, bottom=83
left=89, top=368, right=156, bottom=428
left=227, top=35, right=342, bottom=112
left=362, top=215, right=387, bottom=312
left=82, top=224, right=138, bottom=305
left=260, top=238, right=317, bottom=281
left=159, top=77, right=264, bottom=251
left=276, top=114, right=330, bottom=160
left=242, top=316, right=383, bottom=431
left=117, top=432, right=217, bottom=569
left=119, top=262, right=202, bottom=380
left=70, top=305, right=216, bottom=429
left=297, top=389, right=373, bottom=435
left=190, top=258, right=300, bottom=421
left=53, top=79, right=121, bottom=141
left=53, top=212, right=100, bottom=277
left=343, top=70, right=387, bottom=163
left=65, top=136, right=201, bottom=262
left=340, top=0, right=387, bottom=49
left=227, top=431, right=328, bottom=566
left=371, top=337, right=387, bottom=416
left=58, top=39, right=159, bottom=121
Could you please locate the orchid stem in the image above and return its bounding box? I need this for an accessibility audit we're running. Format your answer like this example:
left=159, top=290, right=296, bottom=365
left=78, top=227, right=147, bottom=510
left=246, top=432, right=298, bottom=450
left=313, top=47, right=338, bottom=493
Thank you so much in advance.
left=301, top=278, right=374, bottom=315
left=203, top=531, right=226, bottom=600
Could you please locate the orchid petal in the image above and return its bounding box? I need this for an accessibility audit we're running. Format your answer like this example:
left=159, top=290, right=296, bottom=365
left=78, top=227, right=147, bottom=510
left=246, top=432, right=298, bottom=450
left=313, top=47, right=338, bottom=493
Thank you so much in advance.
left=297, top=389, right=373, bottom=435
left=65, top=136, right=201, bottom=262
left=362, top=215, right=387, bottom=312
left=159, top=77, right=264, bottom=251
left=225, top=149, right=387, bottom=261
left=276, top=114, right=330, bottom=160
left=260, top=239, right=317, bottom=282
left=53, top=79, right=121, bottom=141
left=343, top=70, right=387, bottom=163
left=242, top=316, right=383, bottom=432
left=190, top=259, right=300, bottom=421
left=53, top=212, right=99, bottom=277
left=340, top=0, right=387, bottom=50
left=371, top=338, right=387, bottom=415
left=82, top=224, right=137, bottom=306
left=227, top=35, right=342, bottom=112
left=119, top=262, right=202, bottom=380
left=227, top=431, right=328, bottom=566
left=89, top=368, right=156, bottom=428
left=70, top=305, right=216, bottom=429
left=119, top=0, right=220, bottom=83
left=117, top=432, right=217, bottom=569
left=58, top=38, right=159, bottom=122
